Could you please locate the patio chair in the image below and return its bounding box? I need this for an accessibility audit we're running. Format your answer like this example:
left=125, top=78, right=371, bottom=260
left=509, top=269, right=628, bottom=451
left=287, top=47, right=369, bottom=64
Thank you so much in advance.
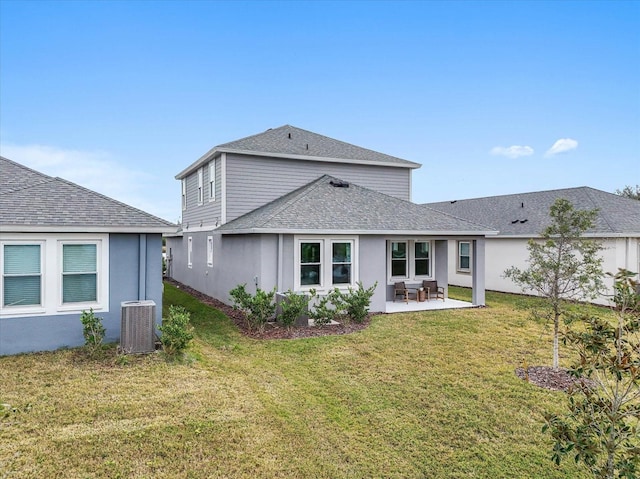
left=394, top=281, right=416, bottom=303
left=422, top=280, right=445, bottom=301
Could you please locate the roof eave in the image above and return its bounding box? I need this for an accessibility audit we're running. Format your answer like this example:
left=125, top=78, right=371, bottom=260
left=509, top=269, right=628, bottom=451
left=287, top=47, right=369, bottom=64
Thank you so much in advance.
left=0, top=225, right=177, bottom=234
left=217, top=228, right=498, bottom=236
left=175, top=147, right=421, bottom=179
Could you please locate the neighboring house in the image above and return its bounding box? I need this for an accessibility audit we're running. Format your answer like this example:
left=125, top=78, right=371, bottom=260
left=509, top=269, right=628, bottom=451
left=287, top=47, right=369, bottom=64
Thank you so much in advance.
left=425, top=187, right=640, bottom=305
left=0, top=157, right=176, bottom=355
left=165, top=125, right=497, bottom=312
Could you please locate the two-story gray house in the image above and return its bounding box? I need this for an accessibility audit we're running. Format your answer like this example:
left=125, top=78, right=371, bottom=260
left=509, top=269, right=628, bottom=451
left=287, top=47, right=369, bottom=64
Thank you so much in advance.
left=166, top=125, right=496, bottom=313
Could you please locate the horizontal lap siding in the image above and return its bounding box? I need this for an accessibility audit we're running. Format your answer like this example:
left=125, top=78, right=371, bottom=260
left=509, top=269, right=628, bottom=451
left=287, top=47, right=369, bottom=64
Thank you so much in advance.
left=226, top=154, right=411, bottom=222
left=181, top=159, right=222, bottom=227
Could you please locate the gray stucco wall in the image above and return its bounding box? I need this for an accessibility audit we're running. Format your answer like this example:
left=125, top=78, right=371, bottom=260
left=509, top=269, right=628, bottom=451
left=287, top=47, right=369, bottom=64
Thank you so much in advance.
left=0, top=233, right=164, bottom=356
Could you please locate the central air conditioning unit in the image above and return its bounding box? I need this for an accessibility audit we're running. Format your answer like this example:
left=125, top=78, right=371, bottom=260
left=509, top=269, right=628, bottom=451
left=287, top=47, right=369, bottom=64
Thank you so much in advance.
left=120, top=300, right=156, bottom=353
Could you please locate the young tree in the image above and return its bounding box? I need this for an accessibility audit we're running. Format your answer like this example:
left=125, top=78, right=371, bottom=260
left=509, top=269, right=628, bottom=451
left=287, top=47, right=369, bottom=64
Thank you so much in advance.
left=544, top=269, right=640, bottom=479
left=504, top=198, right=604, bottom=369
left=615, top=185, right=640, bottom=201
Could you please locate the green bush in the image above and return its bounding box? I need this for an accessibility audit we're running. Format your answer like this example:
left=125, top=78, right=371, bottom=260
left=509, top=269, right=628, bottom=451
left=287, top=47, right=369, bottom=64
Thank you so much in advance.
left=308, top=290, right=344, bottom=327
left=278, top=290, right=312, bottom=329
left=229, top=284, right=277, bottom=332
left=159, top=305, right=194, bottom=356
left=80, top=308, right=105, bottom=354
left=334, top=281, right=377, bottom=323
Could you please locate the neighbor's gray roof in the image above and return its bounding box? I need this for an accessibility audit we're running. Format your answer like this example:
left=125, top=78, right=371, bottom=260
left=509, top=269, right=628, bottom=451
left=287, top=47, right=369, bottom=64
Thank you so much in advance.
left=214, top=175, right=496, bottom=235
left=176, top=125, right=420, bottom=178
left=425, top=187, right=640, bottom=237
left=1, top=156, right=176, bottom=233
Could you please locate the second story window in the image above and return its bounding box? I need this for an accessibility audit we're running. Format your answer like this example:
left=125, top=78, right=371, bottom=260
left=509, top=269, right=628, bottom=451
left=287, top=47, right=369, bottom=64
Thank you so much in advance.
left=181, top=179, right=186, bottom=210
left=208, top=160, right=216, bottom=202
left=197, top=168, right=203, bottom=205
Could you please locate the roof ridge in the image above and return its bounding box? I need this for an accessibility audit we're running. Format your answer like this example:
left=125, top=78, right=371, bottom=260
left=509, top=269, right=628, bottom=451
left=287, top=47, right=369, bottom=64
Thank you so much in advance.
left=216, top=125, right=290, bottom=148
left=432, top=186, right=592, bottom=205
left=582, top=187, right=616, bottom=233
left=245, top=175, right=330, bottom=228
left=52, top=176, right=175, bottom=226
left=0, top=176, right=56, bottom=196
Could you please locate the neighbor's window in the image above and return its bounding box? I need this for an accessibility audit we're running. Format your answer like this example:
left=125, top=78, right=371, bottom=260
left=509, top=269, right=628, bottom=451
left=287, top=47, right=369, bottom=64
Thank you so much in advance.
left=3, top=244, right=42, bottom=308
left=197, top=168, right=203, bottom=205
left=458, top=241, right=471, bottom=272
left=414, top=241, right=430, bottom=276
left=181, top=179, right=187, bottom=210
left=300, top=241, right=322, bottom=286
left=207, top=236, right=214, bottom=267
left=332, top=241, right=352, bottom=285
left=390, top=241, right=407, bottom=277
left=208, top=160, right=216, bottom=201
left=62, top=244, right=98, bottom=304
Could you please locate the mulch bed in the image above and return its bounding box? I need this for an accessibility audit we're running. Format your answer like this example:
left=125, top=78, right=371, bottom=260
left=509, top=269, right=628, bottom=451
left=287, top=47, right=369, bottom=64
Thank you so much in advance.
left=515, top=366, right=595, bottom=392
left=165, top=278, right=374, bottom=340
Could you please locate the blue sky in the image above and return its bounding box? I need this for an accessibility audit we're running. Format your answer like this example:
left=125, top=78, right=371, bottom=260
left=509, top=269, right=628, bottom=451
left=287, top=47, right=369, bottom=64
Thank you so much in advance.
left=1, top=0, right=638, bottom=223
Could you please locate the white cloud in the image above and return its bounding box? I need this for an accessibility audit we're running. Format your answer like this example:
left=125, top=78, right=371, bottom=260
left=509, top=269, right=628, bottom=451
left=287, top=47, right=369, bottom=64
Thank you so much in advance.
left=0, top=143, right=176, bottom=221
left=489, top=145, right=535, bottom=159
left=544, top=138, right=578, bottom=157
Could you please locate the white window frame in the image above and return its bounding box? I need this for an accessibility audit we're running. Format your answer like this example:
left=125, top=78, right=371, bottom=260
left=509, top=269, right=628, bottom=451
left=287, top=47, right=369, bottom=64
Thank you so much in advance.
left=207, top=235, right=214, bottom=267
left=181, top=178, right=187, bottom=210
left=294, top=236, right=358, bottom=292
left=1, top=241, right=45, bottom=315
left=457, top=241, right=471, bottom=273
left=58, top=239, right=105, bottom=311
left=197, top=168, right=203, bottom=205
left=187, top=236, right=193, bottom=268
left=208, top=160, right=216, bottom=202
left=387, top=239, right=433, bottom=283
left=0, top=234, right=109, bottom=318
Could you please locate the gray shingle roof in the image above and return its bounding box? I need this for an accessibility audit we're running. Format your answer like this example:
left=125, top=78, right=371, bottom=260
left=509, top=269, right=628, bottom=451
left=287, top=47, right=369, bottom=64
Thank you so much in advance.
left=177, top=125, right=420, bottom=178
left=424, top=187, right=640, bottom=237
left=1, top=156, right=176, bottom=233
left=215, top=175, right=495, bottom=235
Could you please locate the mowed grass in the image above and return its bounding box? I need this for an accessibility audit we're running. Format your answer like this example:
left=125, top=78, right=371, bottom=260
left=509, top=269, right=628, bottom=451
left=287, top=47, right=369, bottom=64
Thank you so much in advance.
left=0, top=285, right=593, bottom=478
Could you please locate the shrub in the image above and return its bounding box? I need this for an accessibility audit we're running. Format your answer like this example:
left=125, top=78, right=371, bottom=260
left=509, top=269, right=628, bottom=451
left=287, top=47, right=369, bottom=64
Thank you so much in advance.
left=308, top=289, right=344, bottom=327
left=334, top=281, right=377, bottom=323
left=80, top=308, right=105, bottom=354
left=159, top=305, right=194, bottom=356
left=278, top=290, right=313, bottom=329
left=229, top=284, right=277, bottom=332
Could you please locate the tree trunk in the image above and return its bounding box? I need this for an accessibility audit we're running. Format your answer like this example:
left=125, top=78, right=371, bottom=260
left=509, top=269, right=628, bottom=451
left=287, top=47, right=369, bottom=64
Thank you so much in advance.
left=553, top=314, right=559, bottom=370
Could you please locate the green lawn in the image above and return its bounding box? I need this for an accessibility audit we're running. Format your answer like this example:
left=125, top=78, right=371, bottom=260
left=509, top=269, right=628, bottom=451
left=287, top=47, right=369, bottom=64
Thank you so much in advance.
left=0, top=284, right=591, bottom=478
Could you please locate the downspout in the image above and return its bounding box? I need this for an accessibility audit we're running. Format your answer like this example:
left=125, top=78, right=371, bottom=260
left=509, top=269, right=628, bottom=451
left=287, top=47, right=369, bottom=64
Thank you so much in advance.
left=220, top=153, right=227, bottom=224
left=139, top=234, right=147, bottom=300
left=277, top=233, right=284, bottom=292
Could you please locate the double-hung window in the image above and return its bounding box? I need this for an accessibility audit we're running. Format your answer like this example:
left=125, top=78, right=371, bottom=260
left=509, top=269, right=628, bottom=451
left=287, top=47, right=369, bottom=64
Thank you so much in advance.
left=197, top=168, right=203, bottom=205
left=458, top=241, right=471, bottom=273
left=297, top=237, right=357, bottom=290
left=61, top=243, right=98, bottom=304
left=300, top=241, right=322, bottom=287
left=332, top=241, right=352, bottom=285
left=388, top=240, right=432, bottom=281
left=207, top=236, right=214, bottom=267
left=181, top=179, right=187, bottom=210
left=2, top=243, right=42, bottom=309
left=208, top=160, right=216, bottom=201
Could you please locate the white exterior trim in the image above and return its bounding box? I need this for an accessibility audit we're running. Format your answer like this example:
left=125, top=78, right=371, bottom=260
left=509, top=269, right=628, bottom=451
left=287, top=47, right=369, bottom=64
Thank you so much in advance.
left=220, top=228, right=497, bottom=236
left=220, top=153, right=227, bottom=224
left=0, top=233, right=109, bottom=318
left=293, top=235, right=359, bottom=293
left=175, top=147, right=421, bottom=179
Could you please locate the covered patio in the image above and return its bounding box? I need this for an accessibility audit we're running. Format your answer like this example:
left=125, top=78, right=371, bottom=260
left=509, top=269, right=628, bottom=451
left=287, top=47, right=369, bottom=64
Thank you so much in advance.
left=384, top=297, right=476, bottom=313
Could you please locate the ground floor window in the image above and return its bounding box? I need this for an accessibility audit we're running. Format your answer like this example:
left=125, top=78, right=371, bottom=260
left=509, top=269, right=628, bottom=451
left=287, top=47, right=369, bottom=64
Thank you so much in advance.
left=296, top=237, right=358, bottom=290
left=0, top=234, right=108, bottom=316
left=2, top=243, right=42, bottom=308
left=458, top=241, right=471, bottom=273
left=388, top=240, right=432, bottom=282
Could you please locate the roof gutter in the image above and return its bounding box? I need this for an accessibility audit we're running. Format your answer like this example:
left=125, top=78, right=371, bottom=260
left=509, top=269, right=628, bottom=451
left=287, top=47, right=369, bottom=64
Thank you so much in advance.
left=216, top=228, right=499, bottom=236
left=1, top=225, right=177, bottom=234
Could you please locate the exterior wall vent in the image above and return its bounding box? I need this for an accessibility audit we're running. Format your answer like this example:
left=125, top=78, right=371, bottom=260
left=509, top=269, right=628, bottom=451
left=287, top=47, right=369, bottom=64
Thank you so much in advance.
left=120, top=300, right=156, bottom=353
